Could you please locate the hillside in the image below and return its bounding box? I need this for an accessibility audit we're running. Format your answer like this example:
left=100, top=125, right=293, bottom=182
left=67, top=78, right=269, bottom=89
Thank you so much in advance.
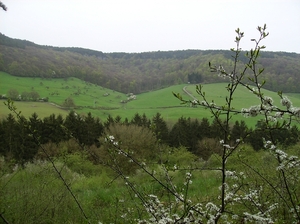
left=1, top=33, right=300, bottom=94
left=2, top=72, right=300, bottom=127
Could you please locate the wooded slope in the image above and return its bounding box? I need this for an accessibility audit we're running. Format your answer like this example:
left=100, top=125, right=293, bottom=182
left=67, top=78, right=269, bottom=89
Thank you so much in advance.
left=1, top=33, right=300, bottom=93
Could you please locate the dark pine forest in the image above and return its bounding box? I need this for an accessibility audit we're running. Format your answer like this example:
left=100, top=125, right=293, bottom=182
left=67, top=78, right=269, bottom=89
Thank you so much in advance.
left=1, top=111, right=298, bottom=165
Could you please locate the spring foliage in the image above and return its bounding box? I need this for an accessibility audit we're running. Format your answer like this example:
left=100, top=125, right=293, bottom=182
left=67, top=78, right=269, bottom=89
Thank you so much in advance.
left=1, top=25, right=300, bottom=223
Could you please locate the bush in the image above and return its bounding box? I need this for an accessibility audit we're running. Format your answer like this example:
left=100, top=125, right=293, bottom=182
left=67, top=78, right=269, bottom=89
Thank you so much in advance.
left=94, top=123, right=160, bottom=174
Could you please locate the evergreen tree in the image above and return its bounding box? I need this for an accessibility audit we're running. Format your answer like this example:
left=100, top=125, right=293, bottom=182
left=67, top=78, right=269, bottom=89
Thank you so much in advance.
left=210, top=117, right=223, bottom=139
left=0, top=114, right=38, bottom=164
left=81, top=112, right=104, bottom=146
left=64, top=111, right=83, bottom=144
left=114, top=115, right=122, bottom=124
left=169, top=117, right=190, bottom=148
left=123, top=117, right=129, bottom=126
left=0, top=118, right=5, bottom=155
left=151, top=113, right=169, bottom=144
left=15, top=115, right=38, bottom=163
left=131, top=113, right=142, bottom=126
left=41, top=114, right=68, bottom=144
left=199, top=118, right=211, bottom=138
left=141, top=113, right=151, bottom=128
left=29, top=112, right=42, bottom=137
left=189, top=119, right=201, bottom=153
left=231, top=120, right=248, bottom=141
left=0, top=114, right=18, bottom=158
left=104, top=115, right=115, bottom=128
left=246, top=121, right=266, bottom=151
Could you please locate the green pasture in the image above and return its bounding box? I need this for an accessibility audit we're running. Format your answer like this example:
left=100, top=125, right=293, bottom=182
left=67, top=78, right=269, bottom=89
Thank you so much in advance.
left=0, top=100, right=68, bottom=120
left=0, top=71, right=125, bottom=108
left=185, top=83, right=300, bottom=110
left=1, top=71, right=300, bottom=127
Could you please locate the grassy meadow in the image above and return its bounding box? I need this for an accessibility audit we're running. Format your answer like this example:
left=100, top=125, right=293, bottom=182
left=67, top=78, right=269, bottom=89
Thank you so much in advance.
left=0, top=100, right=69, bottom=120
left=1, top=71, right=300, bottom=127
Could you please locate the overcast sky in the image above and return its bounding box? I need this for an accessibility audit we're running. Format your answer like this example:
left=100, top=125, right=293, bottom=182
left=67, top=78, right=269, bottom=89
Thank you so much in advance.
left=1, top=0, right=299, bottom=53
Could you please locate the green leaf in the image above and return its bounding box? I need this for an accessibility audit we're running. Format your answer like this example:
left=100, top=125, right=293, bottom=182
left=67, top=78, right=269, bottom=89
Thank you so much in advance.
left=258, top=68, right=265, bottom=74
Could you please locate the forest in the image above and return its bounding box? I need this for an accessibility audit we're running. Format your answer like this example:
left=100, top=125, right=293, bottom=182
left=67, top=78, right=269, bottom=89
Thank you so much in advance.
left=1, top=33, right=300, bottom=94
left=1, top=110, right=298, bottom=165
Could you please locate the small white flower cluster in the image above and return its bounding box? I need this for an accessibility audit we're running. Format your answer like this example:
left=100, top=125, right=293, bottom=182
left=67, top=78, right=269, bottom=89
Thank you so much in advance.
left=239, top=95, right=300, bottom=122
left=205, top=202, right=221, bottom=221
left=139, top=193, right=256, bottom=223
left=184, top=172, right=192, bottom=185
left=229, top=186, right=277, bottom=223
left=138, top=187, right=277, bottom=224
left=243, top=212, right=275, bottom=223
left=173, top=164, right=178, bottom=170
left=265, top=139, right=300, bottom=171
left=191, top=99, right=199, bottom=105
left=275, top=149, right=300, bottom=171
left=220, top=140, right=234, bottom=150
left=217, top=65, right=226, bottom=74
left=241, top=105, right=261, bottom=117
left=279, top=96, right=300, bottom=118
left=215, top=65, right=238, bottom=83
left=289, top=107, right=300, bottom=118
left=200, top=101, right=209, bottom=106
left=105, top=135, right=119, bottom=146
left=281, top=96, right=292, bottom=109
left=138, top=194, right=203, bottom=223
left=290, top=206, right=300, bottom=221
left=225, top=170, right=238, bottom=180
left=262, top=96, right=274, bottom=106
left=264, top=140, right=276, bottom=150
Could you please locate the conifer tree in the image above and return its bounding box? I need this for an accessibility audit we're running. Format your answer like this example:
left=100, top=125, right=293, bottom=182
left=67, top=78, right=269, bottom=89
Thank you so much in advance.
left=130, top=113, right=142, bottom=126
left=230, top=120, right=248, bottom=142
left=81, top=112, right=104, bottom=146
left=0, top=114, right=18, bottom=159
left=151, top=112, right=169, bottom=144
left=169, top=117, right=189, bottom=148
left=16, top=115, right=38, bottom=163
left=42, top=114, right=68, bottom=144
left=199, top=117, right=211, bottom=138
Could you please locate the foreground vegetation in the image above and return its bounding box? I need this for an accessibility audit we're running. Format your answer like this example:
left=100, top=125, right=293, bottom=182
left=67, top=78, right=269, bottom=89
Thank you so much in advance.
left=2, top=143, right=299, bottom=223
left=1, top=25, right=300, bottom=223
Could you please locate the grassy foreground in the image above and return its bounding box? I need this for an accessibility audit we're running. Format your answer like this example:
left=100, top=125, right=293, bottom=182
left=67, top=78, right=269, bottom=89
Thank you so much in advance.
left=1, top=143, right=299, bottom=223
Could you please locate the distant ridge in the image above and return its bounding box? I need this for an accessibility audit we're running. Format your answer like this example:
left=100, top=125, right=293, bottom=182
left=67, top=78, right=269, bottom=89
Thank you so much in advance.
left=1, top=33, right=300, bottom=94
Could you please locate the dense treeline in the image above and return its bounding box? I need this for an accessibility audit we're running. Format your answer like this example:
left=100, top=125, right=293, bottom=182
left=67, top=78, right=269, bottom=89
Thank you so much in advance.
left=1, top=33, right=300, bottom=93
left=0, top=111, right=298, bottom=164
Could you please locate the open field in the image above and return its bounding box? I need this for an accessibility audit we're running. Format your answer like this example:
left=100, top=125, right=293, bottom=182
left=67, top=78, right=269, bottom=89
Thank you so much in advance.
left=185, top=83, right=300, bottom=110
left=0, top=100, right=68, bottom=120
left=1, top=72, right=300, bottom=126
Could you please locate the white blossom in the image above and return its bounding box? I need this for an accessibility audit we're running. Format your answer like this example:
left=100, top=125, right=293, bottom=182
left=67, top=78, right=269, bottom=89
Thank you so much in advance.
left=290, top=107, right=300, bottom=118
left=248, top=105, right=260, bottom=117
left=281, top=96, right=292, bottom=109
left=262, top=96, right=274, bottom=106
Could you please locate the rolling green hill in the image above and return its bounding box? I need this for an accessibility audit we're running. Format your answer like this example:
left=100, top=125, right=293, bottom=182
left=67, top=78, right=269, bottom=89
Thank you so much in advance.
left=1, top=72, right=300, bottom=127
left=1, top=33, right=300, bottom=94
